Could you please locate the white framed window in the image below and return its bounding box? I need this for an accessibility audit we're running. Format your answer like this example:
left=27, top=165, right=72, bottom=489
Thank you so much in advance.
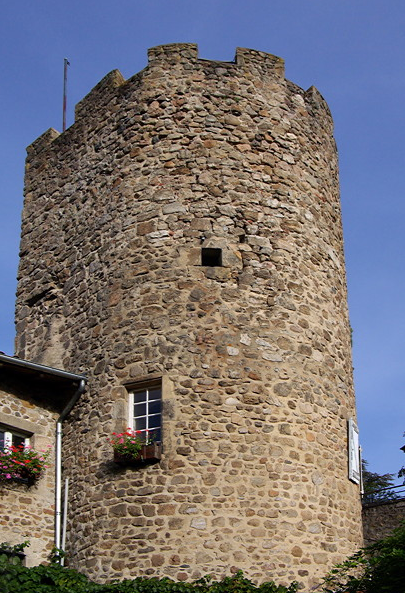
left=348, top=418, right=361, bottom=484
left=128, top=381, right=162, bottom=443
left=0, top=425, right=30, bottom=450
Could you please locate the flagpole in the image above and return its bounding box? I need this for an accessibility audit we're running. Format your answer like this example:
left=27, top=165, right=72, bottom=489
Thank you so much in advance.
left=63, top=58, right=70, bottom=132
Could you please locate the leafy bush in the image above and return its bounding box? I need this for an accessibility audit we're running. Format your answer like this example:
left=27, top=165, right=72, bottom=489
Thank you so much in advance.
left=321, top=521, right=405, bottom=593
left=0, top=563, right=297, bottom=593
left=0, top=563, right=95, bottom=593
left=0, top=540, right=30, bottom=569
left=194, top=572, right=297, bottom=593
left=96, top=571, right=298, bottom=593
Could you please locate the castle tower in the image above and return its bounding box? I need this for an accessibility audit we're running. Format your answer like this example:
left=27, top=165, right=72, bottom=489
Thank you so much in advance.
left=15, top=44, right=362, bottom=588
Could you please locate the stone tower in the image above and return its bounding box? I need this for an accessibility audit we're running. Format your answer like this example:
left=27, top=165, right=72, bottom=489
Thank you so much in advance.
left=15, top=44, right=362, bottom=588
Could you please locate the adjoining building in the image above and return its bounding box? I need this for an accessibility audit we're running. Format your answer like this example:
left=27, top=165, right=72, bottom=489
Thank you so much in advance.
left=0, top=353, right=85, bottom=566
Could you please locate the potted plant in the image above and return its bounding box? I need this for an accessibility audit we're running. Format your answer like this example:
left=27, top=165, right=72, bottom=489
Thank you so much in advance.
left=0, top=445, right=50, bottom=485
left=109, top=429, right=161, bottom=465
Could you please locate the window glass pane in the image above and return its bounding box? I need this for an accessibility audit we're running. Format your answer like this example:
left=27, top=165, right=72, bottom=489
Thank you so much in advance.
left=133, top=390, right=147, bottom=404
left=134, top=416, right=147, bottom=431
left=134, top=403, right=146, bottom=417
left=0, top=431, right=5, bottom=449
left=149, top=414, right=161, bottom=429
left=149, top=400, right=161, bottom=415
left=148, top=388, right=161, bottom=401
left=12, top=435, right=25, bottom=449
left=149, top=428, right=161, bottom=442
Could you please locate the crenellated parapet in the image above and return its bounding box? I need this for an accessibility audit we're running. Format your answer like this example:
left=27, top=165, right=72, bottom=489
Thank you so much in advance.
left=26, top=44, right=332, bottom=159
left=147, top=43, right=286, bottom=79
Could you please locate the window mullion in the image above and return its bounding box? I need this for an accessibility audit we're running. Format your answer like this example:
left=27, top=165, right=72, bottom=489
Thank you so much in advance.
left=145, top=388, right=149, bottom=433
left=128, top=392, right=134, bottom=431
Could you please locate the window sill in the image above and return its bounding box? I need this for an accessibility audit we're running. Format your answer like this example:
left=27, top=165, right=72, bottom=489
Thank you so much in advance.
left=0, top=474, right=38, bottom=487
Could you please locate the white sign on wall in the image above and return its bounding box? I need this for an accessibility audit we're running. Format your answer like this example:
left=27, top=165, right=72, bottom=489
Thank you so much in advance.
left=348, top=418, right=361, bottom=484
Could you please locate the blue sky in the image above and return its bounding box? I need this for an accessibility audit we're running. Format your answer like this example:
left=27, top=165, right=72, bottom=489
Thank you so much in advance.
left=1, top=0, right=404, bottom=481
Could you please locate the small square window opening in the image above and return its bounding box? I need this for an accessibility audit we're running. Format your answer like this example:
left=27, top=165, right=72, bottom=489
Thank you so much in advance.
left=201, top=248, right=222, bottom=267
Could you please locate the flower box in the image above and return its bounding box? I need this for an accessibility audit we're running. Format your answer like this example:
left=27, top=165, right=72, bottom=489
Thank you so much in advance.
left=11, top=471, right=35, bottom=485
left=113, top=444, right=161, bottom=466
left=0, top=446, right=49, bottom=485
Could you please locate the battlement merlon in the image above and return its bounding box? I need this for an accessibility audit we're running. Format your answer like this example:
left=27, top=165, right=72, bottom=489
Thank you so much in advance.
left=147, top=43, right=285, bottom=78
left=75, top=69, right=125, bottom=121
left=26, top=128, right=60, bottom=156
left=304, top=85, right=333, bottom=122
left=25, top=44, right=332, bottom=158
left=147, top=42, right=199, bottom=65
left=235, top=47, right=285, bottom=78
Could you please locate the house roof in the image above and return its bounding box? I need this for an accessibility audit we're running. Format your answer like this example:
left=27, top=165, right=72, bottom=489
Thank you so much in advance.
left=0, top=353, right=86, bottom=383
left=0, top=353, right=87, bottom=411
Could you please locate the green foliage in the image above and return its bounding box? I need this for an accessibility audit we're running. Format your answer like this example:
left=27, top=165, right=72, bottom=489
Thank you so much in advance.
left=0, top=541, right=30, bottom=569
left=48, top=546, right=66, bottom=565
left=193, top=571, right=298, bottom=593
left=85, top=570, right=298, bottom=593
left=398, top=433, right=405, bottom=483
left=0, top=561, right=297, bottom=593
left=0, top=540, right=30, bottom=555
left=321, top=522, right=405, bottom=593
left=0, top=563, right=96, bottom=593
left=361, top=459, right=398, bottom=504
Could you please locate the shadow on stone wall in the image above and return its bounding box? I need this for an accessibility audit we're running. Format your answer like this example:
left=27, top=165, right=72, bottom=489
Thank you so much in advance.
left=362, top=498, right=405, bottom=545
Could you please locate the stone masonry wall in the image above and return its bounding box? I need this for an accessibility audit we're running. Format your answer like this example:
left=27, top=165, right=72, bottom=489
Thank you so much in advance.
left=16, top=44, right=363, bottom=589
left=0, top=381, right=56, bottom=566
left=362, top=499, right=405, bottom=545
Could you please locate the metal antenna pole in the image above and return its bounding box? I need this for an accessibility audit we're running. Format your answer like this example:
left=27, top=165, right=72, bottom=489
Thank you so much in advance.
left=63, top=58, right=70, bottom=132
